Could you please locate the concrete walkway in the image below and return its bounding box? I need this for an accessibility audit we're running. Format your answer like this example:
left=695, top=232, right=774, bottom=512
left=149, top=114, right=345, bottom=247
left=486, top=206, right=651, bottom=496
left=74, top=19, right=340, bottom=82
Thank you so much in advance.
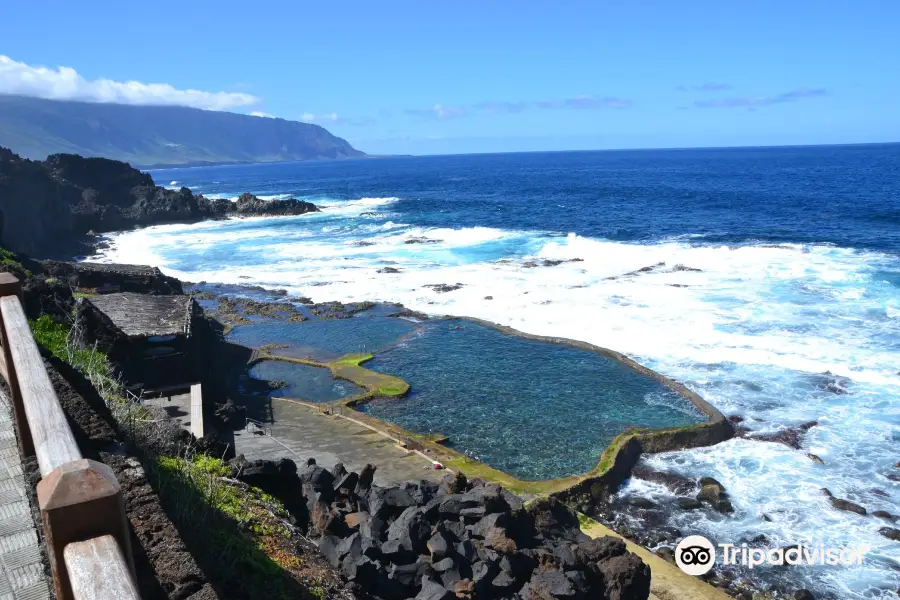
left=234, top=398, right=443, bottom=487
left=0, top=390, right=50, bottom=600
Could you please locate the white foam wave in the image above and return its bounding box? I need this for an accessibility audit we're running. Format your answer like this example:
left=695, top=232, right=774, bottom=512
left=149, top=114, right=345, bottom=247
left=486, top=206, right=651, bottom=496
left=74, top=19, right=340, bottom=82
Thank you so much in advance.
left=95, top=209, right=900, bottom=599
left=255, top=193, right=294, bottom=201
left=316, top=197, right=399, bottom=216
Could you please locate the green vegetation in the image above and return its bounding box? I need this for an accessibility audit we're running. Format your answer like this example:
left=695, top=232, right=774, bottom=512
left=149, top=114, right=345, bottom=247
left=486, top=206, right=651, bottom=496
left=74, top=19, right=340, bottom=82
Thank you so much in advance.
left=72, top=290, right=98, bottom=298
left=149, top=455, right=317, bottom=599
left=0, top=247, right=30, bottom=276
left=0, top=95, right=363, bottom=166
left=577, top=511, right=596, bottom=530
left=30, top=315, right=111, bottom=384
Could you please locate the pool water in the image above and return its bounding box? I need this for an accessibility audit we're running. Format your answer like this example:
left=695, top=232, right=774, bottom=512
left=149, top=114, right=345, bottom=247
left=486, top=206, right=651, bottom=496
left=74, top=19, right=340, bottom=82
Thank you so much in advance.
left=233, top=315, right=704, bottom=480
left=361, top=321, right=704, bottom=480
left=248, top=360, right=365, bottom=402
left=228, top=317, right=419, bottom=361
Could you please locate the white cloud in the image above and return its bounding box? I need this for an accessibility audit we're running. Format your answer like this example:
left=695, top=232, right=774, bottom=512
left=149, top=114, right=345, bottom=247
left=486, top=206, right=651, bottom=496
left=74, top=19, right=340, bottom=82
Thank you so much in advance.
left=301, top=112, right=340, bottom=122
left=405, top=104, right=466, bottom=120
left=0, top=55, right=260, bottom=111
left=250, top=111, right=275, bottom=118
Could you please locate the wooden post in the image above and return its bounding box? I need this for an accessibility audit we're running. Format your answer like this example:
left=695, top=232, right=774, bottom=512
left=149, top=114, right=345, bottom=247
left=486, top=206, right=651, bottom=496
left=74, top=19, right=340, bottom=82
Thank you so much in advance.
left=38, top=459, right=135, bottom=600
left=64, top=536, right=141, bottom=600
left=190, top=383, right=204, bottom=438
left=0, top=273, right=33, bottom=457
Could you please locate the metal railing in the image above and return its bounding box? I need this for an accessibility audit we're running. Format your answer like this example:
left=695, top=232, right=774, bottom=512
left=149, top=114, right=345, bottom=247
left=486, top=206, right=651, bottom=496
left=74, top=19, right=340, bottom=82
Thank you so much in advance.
left=0, top=273, right=139, bottom=600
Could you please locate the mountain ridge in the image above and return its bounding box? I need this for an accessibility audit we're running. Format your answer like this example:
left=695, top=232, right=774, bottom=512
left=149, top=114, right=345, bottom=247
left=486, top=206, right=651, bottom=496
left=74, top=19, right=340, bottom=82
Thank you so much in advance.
left=0, top=95, right=365, bottom=166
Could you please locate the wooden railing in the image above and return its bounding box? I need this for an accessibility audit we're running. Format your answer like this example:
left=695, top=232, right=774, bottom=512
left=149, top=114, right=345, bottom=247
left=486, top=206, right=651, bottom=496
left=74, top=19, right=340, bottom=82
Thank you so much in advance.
left=0, top=273, right=139, bottom=600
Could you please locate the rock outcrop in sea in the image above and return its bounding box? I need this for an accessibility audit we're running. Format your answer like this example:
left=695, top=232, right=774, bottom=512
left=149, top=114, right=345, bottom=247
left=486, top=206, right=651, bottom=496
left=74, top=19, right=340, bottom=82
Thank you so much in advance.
left=0, top=147, right=319, bottom=256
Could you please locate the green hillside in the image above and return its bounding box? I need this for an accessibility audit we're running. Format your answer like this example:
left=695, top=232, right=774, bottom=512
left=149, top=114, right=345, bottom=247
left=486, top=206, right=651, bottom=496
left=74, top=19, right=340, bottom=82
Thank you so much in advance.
left=0, top=95, right=364, bottom=166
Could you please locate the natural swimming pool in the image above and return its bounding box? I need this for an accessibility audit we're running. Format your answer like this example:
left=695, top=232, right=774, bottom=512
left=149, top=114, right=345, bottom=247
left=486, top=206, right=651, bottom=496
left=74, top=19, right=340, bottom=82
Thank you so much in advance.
left=247, top=360, right=365, bottom=402
left=229, top=314, right=704, bottom=480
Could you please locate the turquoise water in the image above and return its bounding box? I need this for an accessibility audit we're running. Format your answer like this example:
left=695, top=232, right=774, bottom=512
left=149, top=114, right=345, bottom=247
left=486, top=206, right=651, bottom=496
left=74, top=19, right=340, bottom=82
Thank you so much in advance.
left=361, top=321, right=702, bottom=480
left=248, top=360, right=364, bottom=402
left=228, top=317, right=418, bottom=360
left=232, top=315, right=702, bottom=480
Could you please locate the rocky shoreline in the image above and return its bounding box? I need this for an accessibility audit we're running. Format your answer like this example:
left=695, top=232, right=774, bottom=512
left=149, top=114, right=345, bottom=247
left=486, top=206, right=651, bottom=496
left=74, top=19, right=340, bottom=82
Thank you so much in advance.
left=0, top=147, right=320, bottom=257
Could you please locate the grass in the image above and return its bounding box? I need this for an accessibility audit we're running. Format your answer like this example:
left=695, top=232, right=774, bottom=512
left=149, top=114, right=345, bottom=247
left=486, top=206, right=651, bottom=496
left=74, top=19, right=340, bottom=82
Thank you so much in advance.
left=149, top=455, right=321, bottom=599
left=0, top=247, right=30, bottom=276
left=30, top=315, right=112, bottom=384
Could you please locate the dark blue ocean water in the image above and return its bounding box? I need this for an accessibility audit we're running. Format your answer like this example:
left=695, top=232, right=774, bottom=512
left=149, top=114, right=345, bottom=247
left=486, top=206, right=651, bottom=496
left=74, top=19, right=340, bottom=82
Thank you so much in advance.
left=154, top=143, right=900, bottom=251
left=104, top=144, right=900, bottom=599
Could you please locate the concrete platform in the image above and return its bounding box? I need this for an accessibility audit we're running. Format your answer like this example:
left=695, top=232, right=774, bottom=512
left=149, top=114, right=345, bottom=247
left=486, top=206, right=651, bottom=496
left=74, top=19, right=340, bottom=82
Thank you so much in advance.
left=234, top=398, right=443, bottom=487
left=0, top=390, right=50, bottom=600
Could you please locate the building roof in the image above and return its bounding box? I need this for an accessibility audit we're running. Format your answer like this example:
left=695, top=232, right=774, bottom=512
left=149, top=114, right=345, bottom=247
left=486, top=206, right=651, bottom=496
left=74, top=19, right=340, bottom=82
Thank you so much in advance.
left=73, top=262, right=162, bottom=277
left=86, top=293, right=194, bottom=337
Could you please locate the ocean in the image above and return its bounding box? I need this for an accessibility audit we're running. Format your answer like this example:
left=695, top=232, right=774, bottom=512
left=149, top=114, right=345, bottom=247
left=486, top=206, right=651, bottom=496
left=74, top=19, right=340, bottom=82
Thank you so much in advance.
left=99, top=144, right=900, bottom=598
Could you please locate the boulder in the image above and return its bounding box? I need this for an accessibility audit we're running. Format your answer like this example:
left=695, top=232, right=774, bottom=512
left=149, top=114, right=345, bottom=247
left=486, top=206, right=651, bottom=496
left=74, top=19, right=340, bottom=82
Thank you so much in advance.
left=317, top=534, right=344, bottom=567
left=749, top=420, right=818, bottom=449
left=491, top=569, right=518, bottom=595
left=471, top=560, right=500, bottom=594
left=386, top=507, right=431, bottom=553
left=821, top=488, right=867, bottom=515
left=879, top=527, right=900, bottom=541
left=380, top=538, right=414, bottom=564
left=677, top=497, right=703, bottom=510
left=574, top=536, right=627, bottom=565
left=631, top=465, right=696, bottom=495
left=597, top=553, right=652, bottom=600
left=344, top=511, right=369, bottom=530
left=369, top=486, right=416, bottom=518
left=521, top=569, right=578, bottom=599
left=453, top=578, right=475, bottom=598
left=697, top=480, right=733, bottom=514
left=415, top=576, right=454, bottom=600
left=335, top=471, right=359, bottom=493
left=427, top=531, right=451, bottom=559
left=439, top=471, right=468, bottom=495
left=355, top=463, right=377, bottom=494
left=530, top=497, right=590, bottom=543
left=332, top=462, right=348, bottom=480
left=389, top=561, right=427, bottom=589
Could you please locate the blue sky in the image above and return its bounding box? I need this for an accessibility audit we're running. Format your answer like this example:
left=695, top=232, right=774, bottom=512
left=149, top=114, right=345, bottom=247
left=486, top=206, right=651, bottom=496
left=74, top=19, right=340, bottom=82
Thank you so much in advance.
left=1, top=0, right=898, bottom=155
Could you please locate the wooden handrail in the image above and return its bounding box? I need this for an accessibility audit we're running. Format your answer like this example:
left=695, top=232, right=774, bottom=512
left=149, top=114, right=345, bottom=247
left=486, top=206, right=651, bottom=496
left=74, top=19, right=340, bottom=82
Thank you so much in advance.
left=0, top=295, right=82, bottom=476
left=0, top=274, right=139, bottom=600
left=64, top=536, right=140, bottom=600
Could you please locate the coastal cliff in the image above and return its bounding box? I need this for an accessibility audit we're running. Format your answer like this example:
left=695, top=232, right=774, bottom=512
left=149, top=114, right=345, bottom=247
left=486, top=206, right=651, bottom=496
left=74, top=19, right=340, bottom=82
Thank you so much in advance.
left=0, top=95, right=364, bottom=167
left=0, top=147, right=319, bottom=256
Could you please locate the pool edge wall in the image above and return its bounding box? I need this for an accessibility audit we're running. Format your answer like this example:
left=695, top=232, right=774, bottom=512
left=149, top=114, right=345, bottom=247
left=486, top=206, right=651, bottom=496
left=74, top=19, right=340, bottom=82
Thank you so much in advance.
left=252, top=315, right=735, bottom=499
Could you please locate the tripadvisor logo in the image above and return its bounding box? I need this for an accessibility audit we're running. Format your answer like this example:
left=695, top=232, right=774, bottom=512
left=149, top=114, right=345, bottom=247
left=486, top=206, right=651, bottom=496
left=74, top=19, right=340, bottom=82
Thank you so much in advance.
left=674, top=535, right=871, bottom=576
left=675, top=535, right=716, bottom=575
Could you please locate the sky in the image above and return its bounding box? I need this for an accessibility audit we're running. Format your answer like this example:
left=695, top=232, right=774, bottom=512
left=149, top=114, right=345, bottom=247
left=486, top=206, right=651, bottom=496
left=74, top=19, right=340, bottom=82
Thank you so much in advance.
left=1, top=0, right=898, bottom=155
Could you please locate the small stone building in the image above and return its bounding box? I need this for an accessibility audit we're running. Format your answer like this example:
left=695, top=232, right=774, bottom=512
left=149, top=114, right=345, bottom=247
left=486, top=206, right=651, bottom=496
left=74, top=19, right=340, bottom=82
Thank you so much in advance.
left=42, top=261, right=184, bottom=295
left=78, top=292, right=201, bottom=391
